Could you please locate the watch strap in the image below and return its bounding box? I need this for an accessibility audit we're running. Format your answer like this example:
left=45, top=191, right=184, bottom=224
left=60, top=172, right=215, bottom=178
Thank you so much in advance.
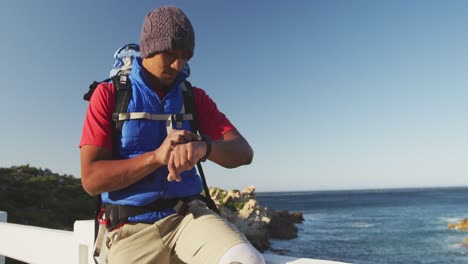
left=200, top=135, right=212, bottom=162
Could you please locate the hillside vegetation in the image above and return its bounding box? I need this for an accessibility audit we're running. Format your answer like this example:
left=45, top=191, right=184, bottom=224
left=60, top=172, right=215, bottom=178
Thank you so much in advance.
left=0, top=165, right=95, bottom=230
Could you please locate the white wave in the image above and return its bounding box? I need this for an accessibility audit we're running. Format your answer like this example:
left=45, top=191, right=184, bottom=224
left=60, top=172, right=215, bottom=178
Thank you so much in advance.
left=443, top=235, right=468, bottom=253
left=303, top=213, right=324, bottom=221
left=348, top=222, right=375, bottom=228
left=438, top=216, right=465, bottom=224
left=447, top=242, right=467, bottom=252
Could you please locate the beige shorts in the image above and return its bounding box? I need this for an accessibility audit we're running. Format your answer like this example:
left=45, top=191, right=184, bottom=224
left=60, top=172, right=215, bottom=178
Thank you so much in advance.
left=105, top=200, right=248, bottom=264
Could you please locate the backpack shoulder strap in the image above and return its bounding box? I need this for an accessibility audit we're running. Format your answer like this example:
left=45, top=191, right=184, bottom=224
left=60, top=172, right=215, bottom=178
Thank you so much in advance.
left=181, top=80, right=198, bottom=132
left=110, top=74, right=132, bottom=159
left=181, top=81, right=220, bottom=215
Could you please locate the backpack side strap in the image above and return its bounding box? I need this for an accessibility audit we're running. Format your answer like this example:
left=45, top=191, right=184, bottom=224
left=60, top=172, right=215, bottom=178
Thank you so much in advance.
left=181, top=81, right=220, bottom=215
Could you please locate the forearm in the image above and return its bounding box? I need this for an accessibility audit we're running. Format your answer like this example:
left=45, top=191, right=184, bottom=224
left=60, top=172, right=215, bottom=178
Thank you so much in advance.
left=81, top=130, right=200, bottom=196
left=208, top=131, right=254, bottom=168
left=81, top=149, right=162, bottom=196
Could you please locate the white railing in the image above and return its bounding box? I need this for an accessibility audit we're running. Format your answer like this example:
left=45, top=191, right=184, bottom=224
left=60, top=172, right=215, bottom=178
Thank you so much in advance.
left=0, top=212, right=94, bottom=264
left=0, top=211, right=6, bottom=264
left=0, top=211, right=348, bottom=264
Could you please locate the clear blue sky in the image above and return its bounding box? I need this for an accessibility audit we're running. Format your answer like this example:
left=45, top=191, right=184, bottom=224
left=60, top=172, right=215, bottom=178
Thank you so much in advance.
left=1, top=0, right=467, bottom=192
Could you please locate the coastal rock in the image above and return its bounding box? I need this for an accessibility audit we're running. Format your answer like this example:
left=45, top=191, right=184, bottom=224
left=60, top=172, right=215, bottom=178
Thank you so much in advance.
left=448, top=219, right=468, bottom=231
left=269, top=210, right=301, bottom=239
left=209, top=186, right=303, bottom=251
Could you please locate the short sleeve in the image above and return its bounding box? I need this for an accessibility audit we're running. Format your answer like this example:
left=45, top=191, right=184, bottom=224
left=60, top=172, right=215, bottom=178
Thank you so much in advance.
left=193, top=87, right=235, bottom=140
left=79, top=83, right=115, bottom=150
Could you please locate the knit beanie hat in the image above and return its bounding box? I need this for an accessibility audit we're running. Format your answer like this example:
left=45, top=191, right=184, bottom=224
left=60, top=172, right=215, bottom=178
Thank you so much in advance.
left=140, top=6, right=195, bottom=58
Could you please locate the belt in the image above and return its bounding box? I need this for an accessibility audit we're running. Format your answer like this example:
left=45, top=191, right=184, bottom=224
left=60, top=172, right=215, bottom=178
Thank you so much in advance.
left=103, top=195, right=201, bottom=231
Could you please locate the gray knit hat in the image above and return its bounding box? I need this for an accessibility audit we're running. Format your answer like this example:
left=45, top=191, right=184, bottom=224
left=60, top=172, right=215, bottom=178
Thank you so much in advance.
left=140, top=6, right=195, bottom=58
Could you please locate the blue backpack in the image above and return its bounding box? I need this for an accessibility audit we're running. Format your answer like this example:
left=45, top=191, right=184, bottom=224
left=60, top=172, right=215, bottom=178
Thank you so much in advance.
left=109, top=43, right=141, bottom=77
left=83, top=43, right=140, bottom=101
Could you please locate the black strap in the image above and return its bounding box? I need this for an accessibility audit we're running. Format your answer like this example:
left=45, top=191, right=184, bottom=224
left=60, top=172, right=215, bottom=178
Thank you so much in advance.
left=182, top=81, right=220, bottom=215
left=196, top=163, right=219, bottom=214
left=111, top=75, right=132, bottom=159
left=104, top=196, right=199, bottom=230
left=182, top=81, right=198, bottom=132
left=94, top=194, right=102, bottom=242
left=82, top=75, right=132, bottom=159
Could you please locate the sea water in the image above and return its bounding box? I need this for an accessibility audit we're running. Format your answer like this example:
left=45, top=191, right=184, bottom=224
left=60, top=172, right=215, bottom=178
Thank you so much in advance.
left=257, top=187, right=468, bottom=264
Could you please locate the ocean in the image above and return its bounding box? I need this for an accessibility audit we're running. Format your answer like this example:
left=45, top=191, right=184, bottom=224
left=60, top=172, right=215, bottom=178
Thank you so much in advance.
left=256, top=187, right=468, bottom=264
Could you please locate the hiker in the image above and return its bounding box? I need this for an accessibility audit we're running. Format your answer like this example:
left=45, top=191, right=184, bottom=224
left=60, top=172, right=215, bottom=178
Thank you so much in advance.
left=79, top=5, right=264, bottom=264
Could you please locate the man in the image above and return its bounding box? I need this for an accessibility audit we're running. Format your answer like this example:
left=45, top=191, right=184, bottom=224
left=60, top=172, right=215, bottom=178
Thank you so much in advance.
left=80, top=5, right=265, bottom=264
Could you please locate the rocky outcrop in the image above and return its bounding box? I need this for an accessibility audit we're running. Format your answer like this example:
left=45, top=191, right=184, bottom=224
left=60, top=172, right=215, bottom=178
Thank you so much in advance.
left=210, top=185, right=303, bottom=251
left=448, top=219, right=468, bottom=231
left=448, top=219, right=468, bottom=246
left=269, top=210, right=304, bottom=239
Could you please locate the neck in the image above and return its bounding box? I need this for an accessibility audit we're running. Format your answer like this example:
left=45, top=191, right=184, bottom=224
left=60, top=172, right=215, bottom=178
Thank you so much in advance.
left=145, top=69, right=165, bottom=91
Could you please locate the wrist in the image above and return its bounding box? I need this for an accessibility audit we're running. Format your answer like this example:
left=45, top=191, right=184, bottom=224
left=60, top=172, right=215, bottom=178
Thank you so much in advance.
left=153, top=148, right=167, bottom=166
left=200, top=135, right=212, bottom=162
left=152, top=148, right=163, bottom=165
